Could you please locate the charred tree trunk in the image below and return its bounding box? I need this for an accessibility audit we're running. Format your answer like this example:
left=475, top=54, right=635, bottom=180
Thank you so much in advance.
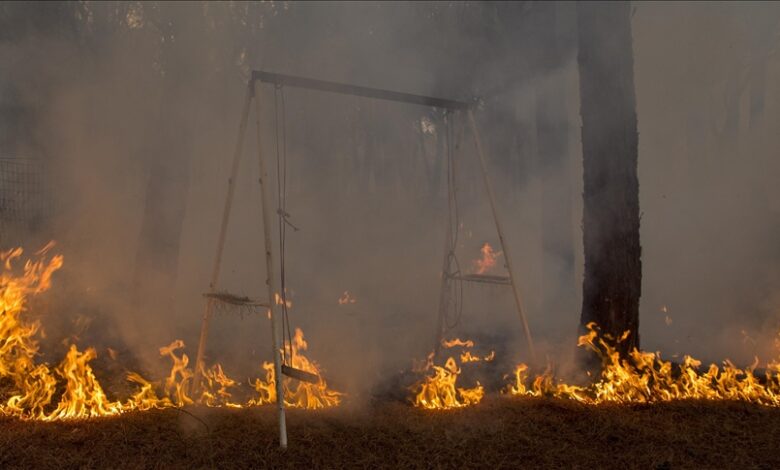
left=577, top=2, right=641, bottom=355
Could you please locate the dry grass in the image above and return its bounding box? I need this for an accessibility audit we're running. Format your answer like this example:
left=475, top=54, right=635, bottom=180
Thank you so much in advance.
left=0, top=398, right=778, bottom=469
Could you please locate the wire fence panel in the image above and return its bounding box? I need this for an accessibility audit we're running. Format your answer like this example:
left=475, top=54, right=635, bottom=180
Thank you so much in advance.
left=0, top=156, right=53, bottom=243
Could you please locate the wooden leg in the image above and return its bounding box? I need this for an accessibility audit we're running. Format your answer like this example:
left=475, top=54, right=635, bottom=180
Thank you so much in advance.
left=194, top=85, right=253, bottom=389
left=467, top=110, right=537, bottom=362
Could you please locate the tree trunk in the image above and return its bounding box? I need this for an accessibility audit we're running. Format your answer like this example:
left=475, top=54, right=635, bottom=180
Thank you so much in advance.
left=131, top=5, right=203, bottom=317
left=577, top=2, right=641, bottom=355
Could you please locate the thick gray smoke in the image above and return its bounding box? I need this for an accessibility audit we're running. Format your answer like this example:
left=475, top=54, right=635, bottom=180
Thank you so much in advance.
left=1, top=2, right=779, bottom=399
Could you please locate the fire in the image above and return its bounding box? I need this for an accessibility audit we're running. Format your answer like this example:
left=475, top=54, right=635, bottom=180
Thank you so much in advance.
left=442, top=338, right=474, bottom=348
left=473, top=242, right=501, bottom=274
left=411, top=338, right=485, bottom=410
left=337, top=291, right=357, bottom=305
left=200, top=363, right=243, bottom=408
left=158, top=340, right=194, bottom=407
left=507, top=322, right=780, bottom=406
left=45, top=345, right=125, bottom=420
left=0, top=245, right=341, bottom=420
left=459, top=350, right=495, bottom=363
left=460, top=351, right=481, bottom=363
left=6, top=243, right=779, bottom=420
left=249, top=362, right=276, bottom=406
left=141, top=331, right=342, bottom=410
left=250, top=328, right=343, bottom=409
left=0, top=246, right=142, bottom=419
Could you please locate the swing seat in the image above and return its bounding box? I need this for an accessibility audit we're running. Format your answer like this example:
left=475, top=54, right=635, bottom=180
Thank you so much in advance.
left=203, top=291, right=270, bottom=307
left=281, top=364, right=320, bottom=384
left=450, top=273, right=511, bottom=285
left=204, top=292, right=319, bottom=384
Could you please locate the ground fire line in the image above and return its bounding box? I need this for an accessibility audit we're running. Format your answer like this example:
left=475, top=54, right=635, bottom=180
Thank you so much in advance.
left=1, top=246, right=779, bottom=420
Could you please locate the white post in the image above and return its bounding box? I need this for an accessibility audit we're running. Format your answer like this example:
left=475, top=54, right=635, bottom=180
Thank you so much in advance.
left=467, top=109, right=537, bottom=362
left=253, top=79, right=288, bottom=448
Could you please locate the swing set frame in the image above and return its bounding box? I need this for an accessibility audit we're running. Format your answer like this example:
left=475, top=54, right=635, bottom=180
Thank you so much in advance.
left=193, top=70, right=535, bottom=449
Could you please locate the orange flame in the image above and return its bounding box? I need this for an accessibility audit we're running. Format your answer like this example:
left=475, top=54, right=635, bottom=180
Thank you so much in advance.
left=411, top=338, right=486, bottom=410
left=507, top=322, right=780, bottom=406
left=473, top=242, right=502, bottom=274
left=0, top=245, right=342, bottom=420
left=442, top=338, right=474, bottom=348
left=338, top=291, right=357, bottom=305
left=250, top=328, right=343, bottom=409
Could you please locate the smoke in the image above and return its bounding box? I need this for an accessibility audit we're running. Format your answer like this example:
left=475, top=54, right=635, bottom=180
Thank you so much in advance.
left=1, top=1, right=779, bottom=402
left=633, top=2, right=780, bottom=364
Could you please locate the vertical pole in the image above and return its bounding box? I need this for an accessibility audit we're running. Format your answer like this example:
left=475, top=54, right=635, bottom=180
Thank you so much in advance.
left=433, top=111, right=459, bottom=356
left=467, top=109, right=537, bottom=362
left=253, top=79, right=288, bottom=449
left=433, top=210, right=453, bottom=357
left=194, top=85, right=253, bottom=387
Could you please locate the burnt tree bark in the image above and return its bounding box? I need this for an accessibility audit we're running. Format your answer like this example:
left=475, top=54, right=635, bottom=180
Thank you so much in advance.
left=577, top=2, right=641, bottom=355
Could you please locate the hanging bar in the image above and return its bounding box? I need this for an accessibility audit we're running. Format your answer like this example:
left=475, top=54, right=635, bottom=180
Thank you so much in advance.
left=252, top=70, right=471, bottom=110
left=449, top=273, right=512, bottom=285
left=202, top=291, right=270, bottom=307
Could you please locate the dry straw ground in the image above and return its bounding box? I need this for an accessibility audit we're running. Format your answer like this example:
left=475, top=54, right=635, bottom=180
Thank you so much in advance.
left=0, top=397, right=778, bottom=469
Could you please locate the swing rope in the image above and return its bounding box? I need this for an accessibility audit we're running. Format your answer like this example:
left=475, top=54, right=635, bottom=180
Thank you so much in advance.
left=273, top=84, right=295, bottom=367
left=443, top=110, right=464, bottom=331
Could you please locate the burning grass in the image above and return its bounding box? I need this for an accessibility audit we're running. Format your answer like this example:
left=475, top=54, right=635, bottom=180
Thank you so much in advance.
left=0, top=245, right=342, bottom=419
left=3, top=244, right=780, bottom=467
left=411, top=338, right=494, bottom=410
left=1, top=398, right=778, bottom=468
left=506, top=323, right=780, bottom=406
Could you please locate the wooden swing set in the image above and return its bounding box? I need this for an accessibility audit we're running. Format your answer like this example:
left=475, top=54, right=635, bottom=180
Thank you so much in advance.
left=193, top=70, right=536, bottom=448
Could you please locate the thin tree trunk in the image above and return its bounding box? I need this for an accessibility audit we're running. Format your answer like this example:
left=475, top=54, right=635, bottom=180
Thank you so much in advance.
left=577, top=2, right=641, bottom=355
left=131, top=102, right=190, bottom=316
left=131, top=5, right=202, bottom=317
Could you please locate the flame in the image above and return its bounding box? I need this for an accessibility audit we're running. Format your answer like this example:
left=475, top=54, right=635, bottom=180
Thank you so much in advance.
left=125, top=372, right=167, bottom=411
left=460, top=350, right=496, bottom=363
left=411, top=338, right=486, bottom=410
left=200, top=363, right=242, bottom=408
left=249, top=362, right=276, bottom=406
left=460, top=351, right=481, bottom=363
left=250, top=328, right=343, bottom=409
left=442, top=338, right=474, bottom=348
left=507, top=322, right=780, bottom=406
left=8, top=243, right=779, bottom=420
left=0, top=246, right=63, bottom=419
left=473, top=242, right=501, bottom=275
left=158, top=340, right=194, bottom=407
left=150, top=330, right=342, bottom=410
left=274, top=292, right=292, bottom=309
left=337, top=291, right=357, bottom=305
left=0, top=245, right=341, bottom=420
left=0, top=246, right=142, bottom=419
left=45, top=345, right=124, bottom=420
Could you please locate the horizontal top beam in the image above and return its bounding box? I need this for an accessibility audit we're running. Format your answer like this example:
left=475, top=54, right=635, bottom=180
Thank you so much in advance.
left=251, top=70, right=471, bottom=110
